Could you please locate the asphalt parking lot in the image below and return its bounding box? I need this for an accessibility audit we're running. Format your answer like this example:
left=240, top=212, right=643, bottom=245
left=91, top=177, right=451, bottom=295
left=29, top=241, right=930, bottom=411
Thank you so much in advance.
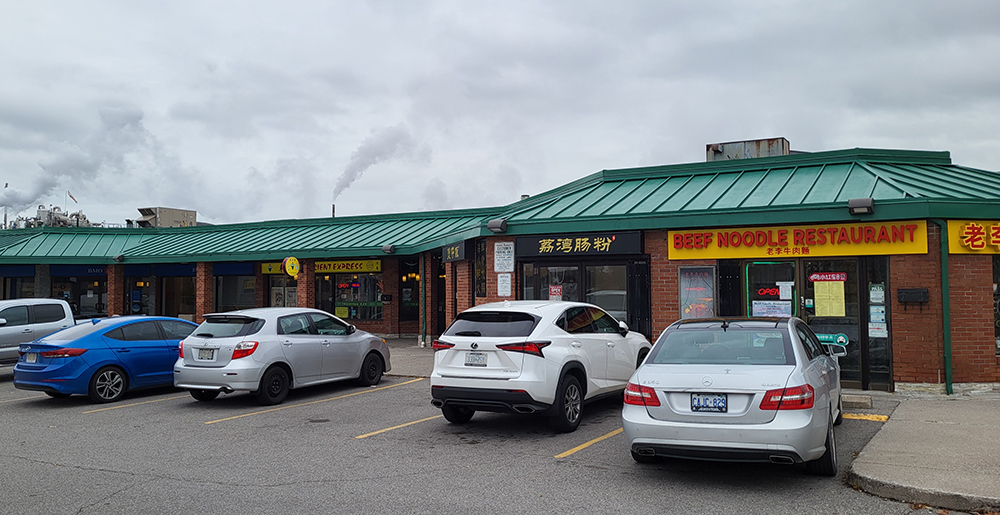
left=0, top=365, right=948, bottom=515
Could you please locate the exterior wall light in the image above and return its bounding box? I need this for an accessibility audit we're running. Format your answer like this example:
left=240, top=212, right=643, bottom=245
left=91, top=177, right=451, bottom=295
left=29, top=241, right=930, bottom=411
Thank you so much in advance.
left=487, top=218, right=508, bottom=233
left=848, top=198, right=874, bottom=215
left=382, top=244, right=396, bottom=254
left=112, top=254, right=125, bottom=262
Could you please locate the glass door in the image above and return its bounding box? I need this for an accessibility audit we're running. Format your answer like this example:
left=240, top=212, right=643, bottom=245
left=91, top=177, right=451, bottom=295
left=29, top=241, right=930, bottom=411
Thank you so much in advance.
left=801, top=259, right=861, bottom=387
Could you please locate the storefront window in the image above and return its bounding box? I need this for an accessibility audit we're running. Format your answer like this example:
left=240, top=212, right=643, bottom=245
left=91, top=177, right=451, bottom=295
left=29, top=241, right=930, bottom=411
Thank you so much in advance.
left=746, top=262, right=796, bottom=317
left=4, top=277, right=34, bottom=299
left=400, top=261, right=420, bottom=321
left=216, top=275, right=256, bottom=312
left=268, top=276, right=297, bottom=307
left=679, top=267, right=715, bottom=319
left=317, top=273, right=382, bottom=320
left=51, top=277, right=107, bottom=317
left=161, top=276, right=196, bottom=320
left=586, top=265, right=627, bottom=320
left=125, top=277, right=154, bottom=315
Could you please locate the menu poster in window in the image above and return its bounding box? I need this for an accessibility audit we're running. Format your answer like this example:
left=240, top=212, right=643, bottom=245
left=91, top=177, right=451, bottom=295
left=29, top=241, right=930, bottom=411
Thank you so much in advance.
left=497, top=273, right=512, bottom=297
left=752, top=300, right=792, bottom=317
left=271, top=287, right=284, bottom=307
left=679, top=267, right=715, bottom=319
left=814, top=281, right=846, bottom=317
left=494, top=242, right=514, bottom=273
left=284, top=287, right=297, bottom=308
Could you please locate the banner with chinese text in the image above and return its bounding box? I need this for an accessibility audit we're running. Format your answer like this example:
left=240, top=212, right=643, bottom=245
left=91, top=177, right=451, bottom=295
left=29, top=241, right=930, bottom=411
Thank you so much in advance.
left=948, top=220, right=1000, bottom=254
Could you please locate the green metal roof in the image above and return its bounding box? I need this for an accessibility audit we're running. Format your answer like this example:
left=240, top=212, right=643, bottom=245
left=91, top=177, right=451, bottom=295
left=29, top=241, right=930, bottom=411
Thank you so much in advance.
left=0, top=148, right=997, bottom=265
left=494, top=148, right=1000, bottom=234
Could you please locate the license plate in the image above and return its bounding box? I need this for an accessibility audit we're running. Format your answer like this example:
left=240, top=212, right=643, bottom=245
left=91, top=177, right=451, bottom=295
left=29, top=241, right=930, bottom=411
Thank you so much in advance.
left=464, top=352, right=487, bottom=367
left=197, top=348, right=215, bottom=361
left=26, top=353, right=36, bottom=363
left=691, top=393, right=727, bottom=413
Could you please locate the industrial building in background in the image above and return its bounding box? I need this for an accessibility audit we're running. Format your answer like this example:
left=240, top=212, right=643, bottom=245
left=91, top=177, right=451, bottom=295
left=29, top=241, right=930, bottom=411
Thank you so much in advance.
left=131, top=207, right=198, bottom=228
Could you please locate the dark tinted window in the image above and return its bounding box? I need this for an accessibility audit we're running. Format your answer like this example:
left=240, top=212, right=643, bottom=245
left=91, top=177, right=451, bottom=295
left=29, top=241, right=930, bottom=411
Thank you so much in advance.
left=649, top=326, right=794, bottom=366
left=308, top=313, right=347, bottom=335
left=194, top=317, right=264, bottom=338
left=561, top=307, right=593, bottom=334
left=0, top=306, right=29, bottom=327
left=588, top=307, right=620, bottom=334
left=159, top=320, right=196, bottom=340
left=279, top=314, right=313, bottom=335
left=43, top=321, right=105, bottom=341
left=795, top=322, right=826, bottom=360
left=113, top=321, right=163, bottom=341
left=443, top=311, right=538, bottom=338
left=33, top=304, right=67, bottom=324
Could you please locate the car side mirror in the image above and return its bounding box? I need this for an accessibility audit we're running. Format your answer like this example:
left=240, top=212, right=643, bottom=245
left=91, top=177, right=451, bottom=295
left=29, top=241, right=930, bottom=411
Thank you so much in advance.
left=826, top=344, right=848, bottom=358
left=347, top=324, right=356, bottom=335
left=0, top=318, right=6, bottom=326
left=618, top=320, right=629, bottom=337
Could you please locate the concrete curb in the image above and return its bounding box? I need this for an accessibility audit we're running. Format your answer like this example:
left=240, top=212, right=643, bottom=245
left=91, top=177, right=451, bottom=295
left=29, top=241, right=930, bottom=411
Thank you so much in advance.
left=847, top=466, right=1000, bottom=513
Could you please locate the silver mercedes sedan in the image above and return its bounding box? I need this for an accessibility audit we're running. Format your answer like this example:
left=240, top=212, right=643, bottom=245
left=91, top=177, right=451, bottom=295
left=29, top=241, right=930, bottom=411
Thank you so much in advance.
left=174, top=307, right=390, bottom=405
left=622, top=317, right=846, bottom=476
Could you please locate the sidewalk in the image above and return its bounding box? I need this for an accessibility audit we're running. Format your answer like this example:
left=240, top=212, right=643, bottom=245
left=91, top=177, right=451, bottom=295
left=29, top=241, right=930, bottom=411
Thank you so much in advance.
left=382, top=337, right=1000, bottom=512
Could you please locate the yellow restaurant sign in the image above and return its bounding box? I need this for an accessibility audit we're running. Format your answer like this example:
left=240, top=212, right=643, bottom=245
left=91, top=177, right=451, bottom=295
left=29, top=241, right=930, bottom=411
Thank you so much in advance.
left=948, top=220, right=1000, bottom=254
left=262, top=260, right=382, bottom=274
left=668, top=221, right=927, bottom=260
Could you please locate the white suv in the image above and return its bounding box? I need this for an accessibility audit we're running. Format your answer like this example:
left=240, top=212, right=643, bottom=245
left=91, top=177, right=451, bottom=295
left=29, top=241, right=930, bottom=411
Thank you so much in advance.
left=430, top=300, right=652, bottom=432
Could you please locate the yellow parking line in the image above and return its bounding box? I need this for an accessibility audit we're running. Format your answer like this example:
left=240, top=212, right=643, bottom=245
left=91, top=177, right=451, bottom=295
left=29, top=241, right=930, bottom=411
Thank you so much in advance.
left=83, top=395, right=188, bottom=414
left=205, top=377, right=425, bottom=425
left=355, top=414, right=443, bottom=439
left=843, top=413, right=889, bottom=422
left=0, top=395, right=47, bottom=404
left=555, top=427, right=624, bottom=458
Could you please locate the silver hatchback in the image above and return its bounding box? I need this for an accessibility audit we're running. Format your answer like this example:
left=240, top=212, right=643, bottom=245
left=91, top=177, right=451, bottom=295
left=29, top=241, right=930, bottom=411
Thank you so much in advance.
left=622, top=317, right=846, bottom=476
left=173, top=307, right=391, bottom=405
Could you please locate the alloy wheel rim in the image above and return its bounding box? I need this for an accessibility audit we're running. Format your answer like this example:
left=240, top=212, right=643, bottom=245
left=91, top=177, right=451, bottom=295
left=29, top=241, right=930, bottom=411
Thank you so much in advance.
left=96, top=371, right=123, bottom=399
left=565, top=384, right=581, bottom=422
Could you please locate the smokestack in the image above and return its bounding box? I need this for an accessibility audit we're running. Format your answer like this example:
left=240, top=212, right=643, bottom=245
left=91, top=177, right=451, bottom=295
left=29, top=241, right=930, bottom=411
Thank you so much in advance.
left=331, top=204, right=335, bottom=218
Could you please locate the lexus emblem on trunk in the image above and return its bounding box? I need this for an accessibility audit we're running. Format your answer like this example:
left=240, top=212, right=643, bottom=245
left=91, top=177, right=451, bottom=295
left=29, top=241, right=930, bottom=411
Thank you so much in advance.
left=471, top=342, right=478, bottom=349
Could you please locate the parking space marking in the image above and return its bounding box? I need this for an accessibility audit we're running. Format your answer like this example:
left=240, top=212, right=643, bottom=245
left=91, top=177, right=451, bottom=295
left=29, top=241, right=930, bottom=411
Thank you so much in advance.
left=82, top=395, right=189, bottom=414
left=355, top=414, right=443, bottom=439
left=0, top=394, right=47, bottom=404
left=205, top=377, right=425, bottom=425
left=554, top=427, right=624, bottom=458
left=843, top=413, right=889, bottom=422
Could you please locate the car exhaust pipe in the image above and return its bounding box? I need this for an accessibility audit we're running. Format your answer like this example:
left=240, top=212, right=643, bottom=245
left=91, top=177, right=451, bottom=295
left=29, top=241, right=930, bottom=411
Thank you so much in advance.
left=512, top=405, right=537, bottom=414
left=769, top=455, right=794, bottom=465
left=635, top=448, right=656, bottom=456
left=220, top=387, right=234, bottom=394
left=431, top=400, right=444, bottom=408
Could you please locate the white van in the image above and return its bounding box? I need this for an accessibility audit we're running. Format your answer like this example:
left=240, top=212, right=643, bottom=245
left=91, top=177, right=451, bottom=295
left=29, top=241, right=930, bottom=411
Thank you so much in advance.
left=0, top=299, right=75, bottom=363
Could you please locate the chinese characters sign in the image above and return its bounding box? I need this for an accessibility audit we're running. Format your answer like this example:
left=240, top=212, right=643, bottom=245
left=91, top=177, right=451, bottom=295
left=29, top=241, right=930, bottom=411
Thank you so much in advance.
left=948, top=220, right=1000, bottom=254
left=668, top=221, right=927, bottom=260
left=515, top=231, right=642, bottom=257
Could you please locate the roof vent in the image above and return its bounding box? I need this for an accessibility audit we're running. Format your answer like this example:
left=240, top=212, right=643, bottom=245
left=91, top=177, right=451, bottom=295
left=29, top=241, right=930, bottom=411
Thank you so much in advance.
left=706, top=138, right=790, bottom=162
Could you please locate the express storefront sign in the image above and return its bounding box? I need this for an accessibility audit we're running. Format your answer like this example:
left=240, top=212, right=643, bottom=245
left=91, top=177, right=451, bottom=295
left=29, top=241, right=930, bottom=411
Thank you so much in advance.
left=668, top=221, right=927, bottom=259
left=262, top=260, right=382, bottom=274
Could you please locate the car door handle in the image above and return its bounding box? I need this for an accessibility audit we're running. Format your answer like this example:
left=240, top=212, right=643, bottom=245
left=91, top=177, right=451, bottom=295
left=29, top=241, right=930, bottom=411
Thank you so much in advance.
left=322, top=340, right=331, bottom=346
left=607, top=342, right=616, bottom=347
left=282, top=340, right=293, bottom=346
left=21, top=329, right=32, bottom=333
left=571, top=341, right=582, bottom=348
left=117, top=349, right=131, bottom=353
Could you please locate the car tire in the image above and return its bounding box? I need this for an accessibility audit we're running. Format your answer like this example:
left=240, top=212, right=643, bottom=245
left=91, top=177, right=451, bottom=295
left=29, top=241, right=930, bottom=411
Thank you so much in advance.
left=358, top=353, right=384, bottom=386
left=88, top=366, right=128, bottom=403
left=255, top=366, right=290, bottom=405
left=45, top=391, right=70, bottom=399
left=834, top=394, right=843, bottom=426
left=630, top=450, right=657, bottom=464
left=441, top=404, right=475, bottom=424
left=805, top=414, right=838, bottom=476
left=549, top=374, right=583, bottom=433
left=190, top=389, right=220, bottom=402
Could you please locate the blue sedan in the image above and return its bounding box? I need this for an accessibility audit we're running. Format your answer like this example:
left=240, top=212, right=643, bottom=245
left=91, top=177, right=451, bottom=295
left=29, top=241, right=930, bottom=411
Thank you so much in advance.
left=13, top=316, right=197, bottom=403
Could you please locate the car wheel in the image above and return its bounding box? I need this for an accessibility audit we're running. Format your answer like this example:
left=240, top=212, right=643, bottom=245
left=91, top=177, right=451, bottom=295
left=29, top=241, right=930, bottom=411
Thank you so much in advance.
left=190, top=389, right=220, bottom=402
left=549, top=374, right=583, bottom=433
left=631, top=450, right=657, bottom=464
left=358, top=353, right=384, bottom=386
left=88, top=366, right=128, bottom=403
left=834, top=394, right=843, bottom=426
left=441, top=404, right=475, bottom=424
left=255, top=366, right=290, bottom=405
left=805, top=414, right=838, bottom=476
left=45, top=391, right=70, bottom=399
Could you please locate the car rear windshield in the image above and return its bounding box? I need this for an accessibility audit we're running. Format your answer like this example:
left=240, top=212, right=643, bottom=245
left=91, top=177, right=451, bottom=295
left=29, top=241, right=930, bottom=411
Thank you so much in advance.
left=38, top=321, right=106, bottom=342
left=193, top=317, right=264, bottom=338
left=649, top=328, right=794, bottom=366
left=443, top=311, right=539, bottom=338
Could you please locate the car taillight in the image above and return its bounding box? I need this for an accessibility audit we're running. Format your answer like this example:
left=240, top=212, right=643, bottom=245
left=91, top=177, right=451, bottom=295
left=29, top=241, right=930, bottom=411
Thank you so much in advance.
left=179, top=340, right=184, bottom=358
left=40, top=348, right=88, bottom=358
left=759, top=384, right=815, bottom=410
left=432, top=340, right=455, bottom=351
left=496, top=341, right=551, bottom=357
left=624, top=382, right=661, bottom=407
left=232, top=341, right=259, bottom=359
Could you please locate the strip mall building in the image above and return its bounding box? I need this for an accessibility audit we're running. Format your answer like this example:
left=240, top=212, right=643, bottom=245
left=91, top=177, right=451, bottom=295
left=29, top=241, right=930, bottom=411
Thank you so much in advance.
left=2, top=141, right=999, bottom=393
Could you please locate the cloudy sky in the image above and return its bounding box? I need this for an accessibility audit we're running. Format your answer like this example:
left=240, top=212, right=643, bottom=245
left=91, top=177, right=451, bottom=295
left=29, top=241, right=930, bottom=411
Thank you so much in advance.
left=2, top=1, right=999, bottom=226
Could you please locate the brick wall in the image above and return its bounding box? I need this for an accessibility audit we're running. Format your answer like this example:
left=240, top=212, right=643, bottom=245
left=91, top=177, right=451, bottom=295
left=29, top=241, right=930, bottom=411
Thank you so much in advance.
left=645, top=230, right=716, bottom=338
left=474, top=236, right=515, bottom=306
left=194, top=262, right=214, bottom=323
left=947, top=253, right=999, bottom=382
left=296, top=259, right=316, bottom=308
left=445, top=260, right=473, bottom=327
left=106, top=264, right=125, bottom=316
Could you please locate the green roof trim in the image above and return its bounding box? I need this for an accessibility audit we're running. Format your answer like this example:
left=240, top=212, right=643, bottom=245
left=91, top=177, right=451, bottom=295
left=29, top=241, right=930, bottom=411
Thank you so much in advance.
left=0, top=148, right=997, bottom=265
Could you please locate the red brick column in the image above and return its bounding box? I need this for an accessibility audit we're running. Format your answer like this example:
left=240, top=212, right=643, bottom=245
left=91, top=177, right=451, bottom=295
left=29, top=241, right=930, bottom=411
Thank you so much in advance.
left=106, top=264, right=125, bottom=316
left=890, top=224, right=944, bottom=384
left=297, top=259, right=316, bottom=308
left=255, top=265, right=266, bottom=308
left=456, top=260, right=473, bottom=314
left=948, top=253, right=999, bottom=383
left=195, top=262, right=214, bottom=323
